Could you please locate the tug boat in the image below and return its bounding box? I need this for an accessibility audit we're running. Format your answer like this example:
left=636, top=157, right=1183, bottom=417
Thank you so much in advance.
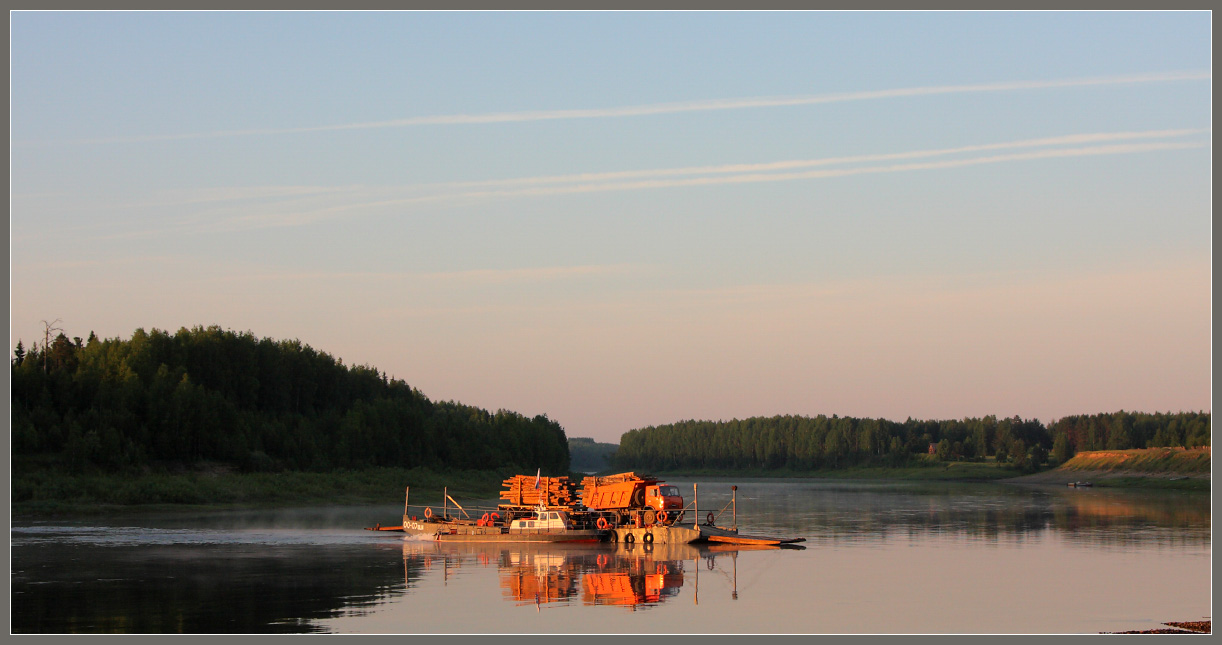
left=372, top=505, right=607, bottom=543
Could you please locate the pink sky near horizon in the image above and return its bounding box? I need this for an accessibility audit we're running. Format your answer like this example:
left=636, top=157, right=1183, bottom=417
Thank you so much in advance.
left=11, top=252, right=1209, bottom=443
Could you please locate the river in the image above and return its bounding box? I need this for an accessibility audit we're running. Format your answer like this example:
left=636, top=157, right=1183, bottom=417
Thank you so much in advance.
left=10, top=478, right=1211, bottom=633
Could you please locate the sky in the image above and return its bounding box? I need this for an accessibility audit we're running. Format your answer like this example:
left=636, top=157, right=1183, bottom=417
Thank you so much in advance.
left=9, top=12, right=1212, bottom=443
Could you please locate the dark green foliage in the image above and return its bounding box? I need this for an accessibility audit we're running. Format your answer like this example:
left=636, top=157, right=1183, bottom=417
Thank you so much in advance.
left=567, top=437, right=618, bottom=472
left=11, top=325, right=569, bottom=475
left=614, top=411, right=1209, bottom=473
left=1046, top=410, right=1211, bottom=452
left=1051, top=430, right=1072, bottom=465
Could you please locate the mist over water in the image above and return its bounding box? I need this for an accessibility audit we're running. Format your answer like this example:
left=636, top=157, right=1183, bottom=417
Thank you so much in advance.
left=11, top=480, right=1210, bottom=633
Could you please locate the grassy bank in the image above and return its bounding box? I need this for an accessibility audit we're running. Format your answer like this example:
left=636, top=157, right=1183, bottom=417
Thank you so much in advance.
left=11, top=465, right=525, bottom=517
left=1004, top=447, right=1210, bottom=490
left=635, top=457, right=1033, bottom=482
left=1059, top=447, right=1210, bottom=474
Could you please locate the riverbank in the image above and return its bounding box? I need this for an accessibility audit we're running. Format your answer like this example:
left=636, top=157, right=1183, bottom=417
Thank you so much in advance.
left=639, top=448, right=1211, bottom=489
left=1006, top=448, right=1211, bottom=491
left=1060, top=447, right=1210, bottom=473
left=1108, top=620, right=1211, bottom=634
left=1005, top=468, right=1209, bottom=490
left=639, top=459, right=1025, bottom=482
left=10, top=465, right=516, bottom=518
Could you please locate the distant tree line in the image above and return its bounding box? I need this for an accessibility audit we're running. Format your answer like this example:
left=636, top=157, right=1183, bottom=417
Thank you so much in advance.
left=613, top=411, right=1210, bottom=473
left=567, top=437, right=618, bottom=473
left=11, top=326, right=570, bottom=474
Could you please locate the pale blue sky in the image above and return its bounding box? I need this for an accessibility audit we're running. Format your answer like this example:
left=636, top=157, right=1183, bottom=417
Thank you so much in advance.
left=10, top=12, right=1212, bottom=442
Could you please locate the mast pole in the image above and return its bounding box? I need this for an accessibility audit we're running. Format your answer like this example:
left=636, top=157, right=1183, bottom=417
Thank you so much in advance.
left=731, top=485, right=737, bottom=530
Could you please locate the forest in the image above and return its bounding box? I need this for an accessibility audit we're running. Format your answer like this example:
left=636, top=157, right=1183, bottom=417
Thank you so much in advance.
left=613, top=410, right=1210, bottom=473
left=10, top=326, right=570, bottom=475
left=567, top=436, right=619, bottom=473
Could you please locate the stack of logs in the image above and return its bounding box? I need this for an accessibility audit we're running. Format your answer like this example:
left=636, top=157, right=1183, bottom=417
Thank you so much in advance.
left=500, top=475, right=579, bottom=507
left=580, top=472, right=646, bottom=487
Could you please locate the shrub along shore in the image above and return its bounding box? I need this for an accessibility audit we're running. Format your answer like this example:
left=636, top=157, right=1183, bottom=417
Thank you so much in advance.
left=15, top=447, right=1209, bottom=517
left=10, top=463, right=520, bottom=517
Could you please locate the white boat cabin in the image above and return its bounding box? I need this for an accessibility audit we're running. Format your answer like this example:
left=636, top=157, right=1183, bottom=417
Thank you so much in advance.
left=510, top=509, right=573, bottom=533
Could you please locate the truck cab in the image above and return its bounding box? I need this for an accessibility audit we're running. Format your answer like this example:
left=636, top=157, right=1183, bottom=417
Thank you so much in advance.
left=646, top=485, right=683, bottom=512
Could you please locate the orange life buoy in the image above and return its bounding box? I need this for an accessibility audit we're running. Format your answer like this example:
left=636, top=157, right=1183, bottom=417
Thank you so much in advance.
left=596, top=517, right=609, bottom=530
left=656, top=511, right=668, bottom=524
left=424, top=507, right=433, bottom=519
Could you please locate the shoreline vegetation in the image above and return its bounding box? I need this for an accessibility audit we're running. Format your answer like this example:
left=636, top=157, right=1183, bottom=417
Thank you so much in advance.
left=10, top=326, right=1210, bottom=517
left=13, top=447, right=1208, bottom=518
left=10, top=463, right=515, bottom=518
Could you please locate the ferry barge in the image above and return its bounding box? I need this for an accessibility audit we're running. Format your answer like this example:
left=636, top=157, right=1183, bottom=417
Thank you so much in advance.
left=366, top=473, right=804, bottom=546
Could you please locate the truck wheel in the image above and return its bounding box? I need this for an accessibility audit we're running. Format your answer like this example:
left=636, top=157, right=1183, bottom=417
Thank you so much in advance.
left=644, top=510, right=656, bottom=526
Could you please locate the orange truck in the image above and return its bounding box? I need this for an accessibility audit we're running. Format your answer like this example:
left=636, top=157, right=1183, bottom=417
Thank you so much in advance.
left=579, top=472, right=684, bottom=528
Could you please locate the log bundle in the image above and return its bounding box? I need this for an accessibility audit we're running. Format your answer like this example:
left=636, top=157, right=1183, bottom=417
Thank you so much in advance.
left=500, top=475, right=579, bottom=507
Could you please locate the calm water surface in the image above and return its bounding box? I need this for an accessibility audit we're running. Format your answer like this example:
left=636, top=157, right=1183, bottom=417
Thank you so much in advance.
left=10, top=479, right=1211, bottom=633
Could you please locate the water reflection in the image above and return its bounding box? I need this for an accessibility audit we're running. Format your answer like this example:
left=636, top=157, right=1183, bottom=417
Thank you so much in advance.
left=398, top=540, right=789, bottom=611
left=10, top=483, right=1210, bottom=633
left=673, top=480, right=1211, bottom=548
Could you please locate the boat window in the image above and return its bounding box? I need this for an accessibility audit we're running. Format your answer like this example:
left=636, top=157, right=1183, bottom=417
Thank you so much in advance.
left=527, top=521, right=535, bottom=528
left=549, top=513, right=559, bottom=521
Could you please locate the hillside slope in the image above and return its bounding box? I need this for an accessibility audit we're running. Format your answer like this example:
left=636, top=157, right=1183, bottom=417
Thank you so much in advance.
left=1059, top=447, right=1210, bottom=474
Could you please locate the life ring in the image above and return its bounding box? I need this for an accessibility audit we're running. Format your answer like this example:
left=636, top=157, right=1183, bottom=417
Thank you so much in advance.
left=424, top=507, right=433, bottom=519
left=596, top=554, right=608, bottom=567
left=706, top=512, right=715, bottom=525
left=643, top=532, right=654, bottom=544
left=625, top=533, right=635, bottom=544
left=656, top=511, right=668, bottom=525
left=596, top=517, right=609, bottom=530
left=490, top=512, right=500, bottom=523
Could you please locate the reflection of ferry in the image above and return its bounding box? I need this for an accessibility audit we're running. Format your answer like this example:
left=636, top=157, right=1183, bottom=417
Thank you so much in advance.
left=500, top=550, right=581, bottom=606
left=583, top=556, right=683, bottom=607
left=398, top=539, right=803, bottom=610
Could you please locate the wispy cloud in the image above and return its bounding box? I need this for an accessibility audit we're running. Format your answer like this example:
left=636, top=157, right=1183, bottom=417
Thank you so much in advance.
left=209, top=130, right=1208, bottom=232
left=43, top=71, right=1210, bottom=145
left=417, top=128, right=1210, bottom=191
left=220, top=263, right=645, bottom=286
left=36, top=127, right=1207, bottom=240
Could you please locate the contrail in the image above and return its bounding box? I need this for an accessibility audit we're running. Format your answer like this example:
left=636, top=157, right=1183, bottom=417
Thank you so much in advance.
left=63, top=70, right=1210, bottom=145
left=413, top=128, right=1210, bottom=191
left=208, top=136, right=1207, bottom=232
